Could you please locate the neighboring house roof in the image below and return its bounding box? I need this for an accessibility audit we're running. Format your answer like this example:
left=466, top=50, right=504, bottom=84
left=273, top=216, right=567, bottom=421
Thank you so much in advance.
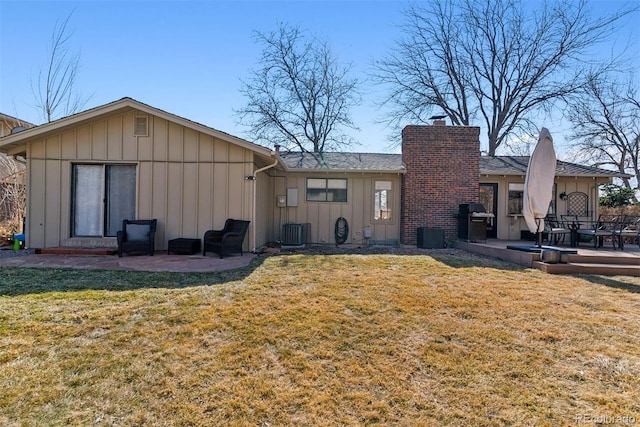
left=0, top=98, right=274, bottom=161
left=480, top=155, right=630, bottom=178
left=0, top=113, right=35, bottom=137
left=278, top=151, right=627, bottom=178
left=278, top=151, right=406, bottom=173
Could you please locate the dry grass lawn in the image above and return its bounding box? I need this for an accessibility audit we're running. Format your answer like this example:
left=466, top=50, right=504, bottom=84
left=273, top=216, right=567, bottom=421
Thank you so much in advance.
left=1, top=251, right=639, bottom=426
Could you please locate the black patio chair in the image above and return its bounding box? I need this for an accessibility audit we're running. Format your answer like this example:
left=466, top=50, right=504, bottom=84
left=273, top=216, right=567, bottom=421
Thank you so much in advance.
left=203, top=219, right=250, bottom=258
left=117, top=219, right=157, bottom=257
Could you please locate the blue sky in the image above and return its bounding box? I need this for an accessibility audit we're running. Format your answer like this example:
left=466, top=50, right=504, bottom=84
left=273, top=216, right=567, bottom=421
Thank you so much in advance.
left=1, top=0, right=638, bottom=155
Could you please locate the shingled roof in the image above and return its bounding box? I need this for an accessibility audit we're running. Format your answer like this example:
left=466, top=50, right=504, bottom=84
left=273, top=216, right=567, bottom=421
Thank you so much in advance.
left=278, top=151, right=628, bottom=178
left=480, top=156, right=630, bottom=178
left=278, top=152, right=405, bottom=173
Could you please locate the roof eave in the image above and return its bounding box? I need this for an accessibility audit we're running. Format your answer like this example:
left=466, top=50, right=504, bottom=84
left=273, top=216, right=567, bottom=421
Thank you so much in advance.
left=280, top=167, right=406, bottom=174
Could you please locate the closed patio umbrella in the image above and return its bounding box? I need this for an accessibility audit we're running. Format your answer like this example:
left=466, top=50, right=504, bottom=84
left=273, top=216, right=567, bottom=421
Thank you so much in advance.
left=523, top=127, right=556, bottom=247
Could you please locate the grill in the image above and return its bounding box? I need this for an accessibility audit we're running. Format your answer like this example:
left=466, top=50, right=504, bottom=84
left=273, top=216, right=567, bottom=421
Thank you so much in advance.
left=458, top=203, right=494, bottom=242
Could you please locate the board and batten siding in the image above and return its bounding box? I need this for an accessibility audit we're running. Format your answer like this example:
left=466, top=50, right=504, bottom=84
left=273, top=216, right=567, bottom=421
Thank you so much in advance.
left=266, top=172, right=402, bottom=245
left=24, top=110, right=256, bottom=250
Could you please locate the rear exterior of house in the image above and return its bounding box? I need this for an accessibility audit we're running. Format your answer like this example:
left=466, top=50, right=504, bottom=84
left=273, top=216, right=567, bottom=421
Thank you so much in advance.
left=478, top=156, right=625, bottom=241
left=263, top=152, right=405, bottom=246
left=0, top=99, right=275, bottom=251
left=0, top=99, right=628, bottom=252
left=263, top=123, right=624, bottom=247
left=264, top=122, right=482, bottom=247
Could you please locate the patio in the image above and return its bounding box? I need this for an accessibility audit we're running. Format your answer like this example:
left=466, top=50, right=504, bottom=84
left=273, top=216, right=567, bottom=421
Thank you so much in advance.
left=458, top=239, right=640, bottom=275
left=0, top=239, right=638, bottom=275
left=0, top=249, right=257, bottom=272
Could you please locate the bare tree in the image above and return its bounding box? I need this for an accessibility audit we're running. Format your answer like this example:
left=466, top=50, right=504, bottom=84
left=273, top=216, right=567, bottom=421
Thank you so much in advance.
left=567, top=73, right=640, bottom=201
left=237, top=23, right=360, bottom=153
left=375, top=0, right=636, bottom=155
left=33, top=11, right=89, bottom=123
left=0, top=154, right=26, bottom=237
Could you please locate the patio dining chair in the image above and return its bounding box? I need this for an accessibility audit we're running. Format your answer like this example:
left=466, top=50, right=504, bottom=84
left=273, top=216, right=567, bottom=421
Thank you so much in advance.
left=614, top=214, right=640, bottom=251
left=575, top=214, right=620, bottom=249
left=542, top=214, right=572, bottom=245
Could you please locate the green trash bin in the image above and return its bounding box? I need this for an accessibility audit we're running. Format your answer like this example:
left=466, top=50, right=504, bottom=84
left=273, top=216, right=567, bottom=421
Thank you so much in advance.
left=13, top=233, right=25, bottom=250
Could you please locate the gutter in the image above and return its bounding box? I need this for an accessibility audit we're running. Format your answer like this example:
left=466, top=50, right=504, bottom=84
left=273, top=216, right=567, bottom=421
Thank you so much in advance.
left=249, top=147, right=280, bottom=251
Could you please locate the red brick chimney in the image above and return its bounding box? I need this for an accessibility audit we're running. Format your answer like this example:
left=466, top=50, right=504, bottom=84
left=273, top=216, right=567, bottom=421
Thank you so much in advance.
left=401, top=122, right=480, bottom=245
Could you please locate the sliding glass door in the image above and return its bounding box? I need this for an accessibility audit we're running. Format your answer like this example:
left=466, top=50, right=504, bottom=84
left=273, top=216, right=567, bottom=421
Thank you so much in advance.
left=105, top=165, right=136, bottom=236
left=72, top=164, right=136, bottom=237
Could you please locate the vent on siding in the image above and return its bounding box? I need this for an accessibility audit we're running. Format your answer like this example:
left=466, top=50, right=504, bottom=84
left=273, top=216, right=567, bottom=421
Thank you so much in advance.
left=134, top=116, right=148, bottom=136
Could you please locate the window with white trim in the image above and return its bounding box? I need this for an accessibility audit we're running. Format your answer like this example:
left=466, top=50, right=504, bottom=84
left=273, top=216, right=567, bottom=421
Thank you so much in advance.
left=508, top=183, right=524, bottom=215
left=374, top=180, right=393, bottom=221
left=306, top=178, right=347, bottom=202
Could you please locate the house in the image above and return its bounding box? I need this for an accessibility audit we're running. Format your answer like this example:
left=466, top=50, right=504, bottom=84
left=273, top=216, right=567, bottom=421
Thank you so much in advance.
left=0, top=99, right=275, bottom=250
left=478, top=156, right=629, bottom=240
left=0, top=98, right=628, bottom=252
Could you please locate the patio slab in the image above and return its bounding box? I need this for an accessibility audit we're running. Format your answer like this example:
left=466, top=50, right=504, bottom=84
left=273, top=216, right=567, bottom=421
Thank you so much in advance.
left=0, top=250, right=256, bottom=272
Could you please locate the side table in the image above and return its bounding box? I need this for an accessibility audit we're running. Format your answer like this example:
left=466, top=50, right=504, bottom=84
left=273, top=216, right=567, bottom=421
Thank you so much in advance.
left=168, top=238, right=201, bottom=255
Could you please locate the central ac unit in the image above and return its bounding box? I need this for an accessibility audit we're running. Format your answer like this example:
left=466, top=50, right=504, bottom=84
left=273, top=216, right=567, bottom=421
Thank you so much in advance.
left=282, top=223, right=304, bottom=246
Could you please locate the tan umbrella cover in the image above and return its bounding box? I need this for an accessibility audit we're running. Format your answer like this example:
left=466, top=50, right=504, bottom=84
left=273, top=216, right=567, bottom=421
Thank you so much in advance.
left=523, top=127, right=557, bottom=234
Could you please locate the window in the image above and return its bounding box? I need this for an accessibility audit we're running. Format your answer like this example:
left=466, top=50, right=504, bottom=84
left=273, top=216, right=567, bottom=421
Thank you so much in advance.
left=72, top=164, right=136, bottom=237
left=374, top=180, right=393, bottom=221
left=508, top=183, right=524, bottom=215
left=306, top=178, right=347, bottom=202
left=508, top=182, right=556, bottom=216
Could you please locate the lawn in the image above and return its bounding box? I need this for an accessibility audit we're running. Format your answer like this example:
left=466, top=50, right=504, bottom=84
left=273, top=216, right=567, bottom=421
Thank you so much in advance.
left=1, top=251, right=639, bottom=426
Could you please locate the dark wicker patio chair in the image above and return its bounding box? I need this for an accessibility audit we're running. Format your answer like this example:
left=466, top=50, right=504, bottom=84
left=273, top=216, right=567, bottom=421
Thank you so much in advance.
left=117, top=219, right=157, bottom=257
left=203, top=219, right=250, bottom=258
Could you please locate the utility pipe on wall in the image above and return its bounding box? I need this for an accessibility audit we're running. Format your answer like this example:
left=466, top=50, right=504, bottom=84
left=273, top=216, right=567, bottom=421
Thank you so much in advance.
left=249, top=150, right=280, bottom=251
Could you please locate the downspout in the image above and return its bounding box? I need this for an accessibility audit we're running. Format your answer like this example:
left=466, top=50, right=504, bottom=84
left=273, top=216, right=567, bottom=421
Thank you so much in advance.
left=250, top=145, right=280, bottom=251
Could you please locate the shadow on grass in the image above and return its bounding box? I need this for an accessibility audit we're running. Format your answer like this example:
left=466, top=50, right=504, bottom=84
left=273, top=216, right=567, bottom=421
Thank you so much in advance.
left=579, top=275, right=640, bottom=294
left=0, top=256, right=266, bottom=296
left=276, top=247, right=529, bottom=272
left=422, top=252, right=529, bottom=272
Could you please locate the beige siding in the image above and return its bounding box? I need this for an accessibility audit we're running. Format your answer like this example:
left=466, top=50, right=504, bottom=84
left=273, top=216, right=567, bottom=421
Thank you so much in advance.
left=107, top=116, right=123, bottom=160
left=254, top=171, right=273, bottom=247
left=266, top=172, right=402, bottom=245
left=23, top=110, right=258, bottom=250
left=27, top=158, right=46, bottom=248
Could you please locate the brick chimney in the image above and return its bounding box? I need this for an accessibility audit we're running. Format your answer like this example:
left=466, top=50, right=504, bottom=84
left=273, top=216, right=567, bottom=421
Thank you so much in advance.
left=400, top=122, right=480, bottom=245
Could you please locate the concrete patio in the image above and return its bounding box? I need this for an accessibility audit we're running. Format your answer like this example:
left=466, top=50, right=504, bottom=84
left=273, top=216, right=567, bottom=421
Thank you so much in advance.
left=0, top=248, right=257, bottom=272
